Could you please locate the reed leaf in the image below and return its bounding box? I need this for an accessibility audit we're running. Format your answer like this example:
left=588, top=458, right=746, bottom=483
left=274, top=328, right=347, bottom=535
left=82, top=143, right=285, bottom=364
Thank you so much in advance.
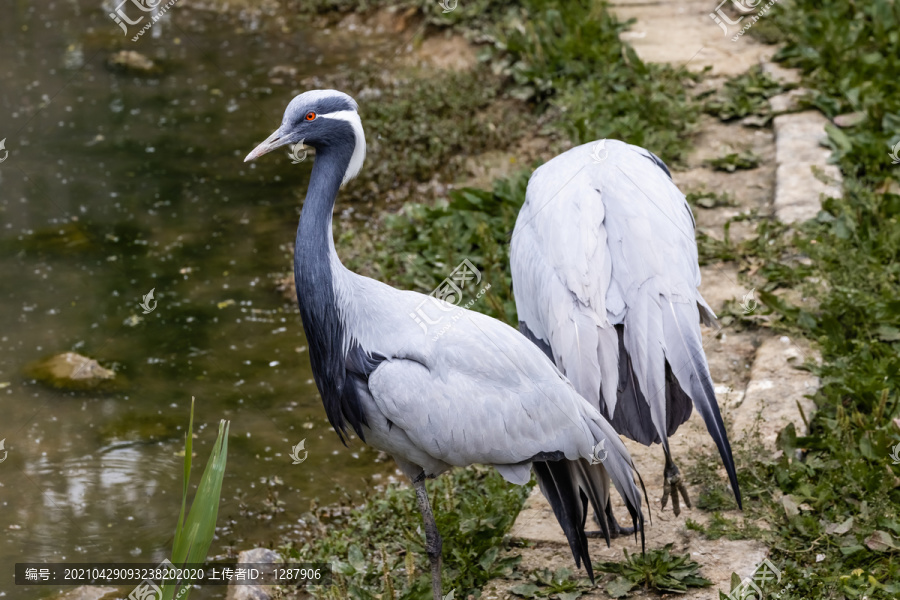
left=161, top=399, right=230, bottom=600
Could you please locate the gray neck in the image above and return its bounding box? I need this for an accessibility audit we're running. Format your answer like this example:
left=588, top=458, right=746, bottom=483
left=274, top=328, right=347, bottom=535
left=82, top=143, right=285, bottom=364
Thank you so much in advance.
left=296, top=145, right=346, bottom=268
left=294, top=142, right=366, bottom=443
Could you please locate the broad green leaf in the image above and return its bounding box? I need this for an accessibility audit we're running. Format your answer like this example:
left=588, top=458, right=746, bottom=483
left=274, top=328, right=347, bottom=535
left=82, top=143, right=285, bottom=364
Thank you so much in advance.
left=606, top=576, right=635, bottom=598
left=509, top=583, right=541, bottom=598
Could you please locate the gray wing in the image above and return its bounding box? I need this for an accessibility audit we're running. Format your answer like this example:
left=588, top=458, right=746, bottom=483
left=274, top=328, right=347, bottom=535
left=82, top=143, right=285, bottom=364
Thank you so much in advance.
left=364, top=306, right=646, bottom=562
left=337, top=263, right=647, bottom=567
left=366, top=308, right=634, bottom=482
left=510, top=140, right=739, bottom=507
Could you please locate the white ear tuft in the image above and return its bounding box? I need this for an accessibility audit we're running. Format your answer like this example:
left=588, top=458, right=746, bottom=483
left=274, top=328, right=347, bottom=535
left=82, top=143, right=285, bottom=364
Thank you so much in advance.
left=321, top=110, right=366, bottom=186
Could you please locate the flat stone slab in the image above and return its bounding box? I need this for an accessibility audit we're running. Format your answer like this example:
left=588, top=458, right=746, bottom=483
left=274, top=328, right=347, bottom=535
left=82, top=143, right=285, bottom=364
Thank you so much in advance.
left=732, top=335, right=819, bottom=447
left=609, top=0, right=777, bottom=76
left=769, top=88, right=809, bottom=115
left=508, top=486, right=768, bottom=599
left=698, top=263, right=745, bottom=314
left=773, top=111, right=842, bottom=223
left=761, top=60, right=802, bottom=85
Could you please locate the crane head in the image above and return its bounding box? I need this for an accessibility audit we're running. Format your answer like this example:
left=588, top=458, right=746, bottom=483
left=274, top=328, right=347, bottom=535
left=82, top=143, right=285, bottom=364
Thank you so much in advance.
left=244, top=89, right=366, bottom=186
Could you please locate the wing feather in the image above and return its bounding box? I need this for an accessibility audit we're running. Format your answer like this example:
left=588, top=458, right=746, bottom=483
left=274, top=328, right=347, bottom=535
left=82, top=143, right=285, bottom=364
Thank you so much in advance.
left=511, top=139, right=740, bottom=505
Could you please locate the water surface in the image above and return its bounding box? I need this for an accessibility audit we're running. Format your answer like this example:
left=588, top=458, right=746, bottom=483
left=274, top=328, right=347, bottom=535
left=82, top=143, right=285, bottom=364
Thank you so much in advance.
left=0, top=2, right=398, bottom=596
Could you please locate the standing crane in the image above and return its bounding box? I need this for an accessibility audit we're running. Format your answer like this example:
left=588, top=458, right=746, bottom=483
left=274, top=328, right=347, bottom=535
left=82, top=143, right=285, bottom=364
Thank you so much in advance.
left=510, top=139, right=741, bottom=534
left=244, top=91, right=646, bottom=600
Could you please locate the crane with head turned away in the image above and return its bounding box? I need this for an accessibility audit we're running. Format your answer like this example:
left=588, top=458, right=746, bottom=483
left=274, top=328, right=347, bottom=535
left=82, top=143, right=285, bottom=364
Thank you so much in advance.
left=244, top=90, right=646, bottom=600
left=510, top=139, right=742, bottom=535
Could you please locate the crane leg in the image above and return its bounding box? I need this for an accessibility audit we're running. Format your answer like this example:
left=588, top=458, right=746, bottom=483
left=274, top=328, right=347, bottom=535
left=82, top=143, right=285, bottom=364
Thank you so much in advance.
left=587, top=502, right=636, bottom=538
left=660, top=450, right=691, bottom=516
left=413, top=473, right=443, bottom=600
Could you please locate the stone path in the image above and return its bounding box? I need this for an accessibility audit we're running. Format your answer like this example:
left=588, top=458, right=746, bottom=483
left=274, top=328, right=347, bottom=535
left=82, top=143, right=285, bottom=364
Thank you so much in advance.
left=481, top=1, right=836, bottom=598
left=611, top=0, right=774, bottom=77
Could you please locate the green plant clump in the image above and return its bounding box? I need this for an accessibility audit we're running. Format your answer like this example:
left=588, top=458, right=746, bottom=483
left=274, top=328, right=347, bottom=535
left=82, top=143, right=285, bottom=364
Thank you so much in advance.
left=703, top=65, right=789, bottom=123
left=509, top=567, right=593, bottom=599
left=594, top=544, right=712, bottom=597
left=490, top=0, right=701, bottom=164
left=707, top=151, right=761, bottom=172
left=288, top=466, right=531, bottom=599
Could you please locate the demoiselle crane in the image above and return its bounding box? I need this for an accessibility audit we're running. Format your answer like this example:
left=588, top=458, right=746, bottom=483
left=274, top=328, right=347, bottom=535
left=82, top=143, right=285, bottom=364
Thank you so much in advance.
left=510, top=139, right=742, bottom=533
left=244, top=91, right=646, bottom=599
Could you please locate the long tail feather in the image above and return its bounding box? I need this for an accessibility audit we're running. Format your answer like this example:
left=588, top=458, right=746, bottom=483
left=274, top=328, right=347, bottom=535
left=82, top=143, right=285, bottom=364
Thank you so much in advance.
left=586, top=417, right=646, bottom=550
left=533, top=419, right=646, bottom=582
left=571, top=459, right=612, bottom=546
left=533, top=461, right=594, bottom=581
left=663, top=300, right=742, bottom=508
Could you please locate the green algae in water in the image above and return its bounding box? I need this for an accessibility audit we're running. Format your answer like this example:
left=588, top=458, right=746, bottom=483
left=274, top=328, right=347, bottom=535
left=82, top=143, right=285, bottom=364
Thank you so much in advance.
left=98, top=412, right=184, bottom=443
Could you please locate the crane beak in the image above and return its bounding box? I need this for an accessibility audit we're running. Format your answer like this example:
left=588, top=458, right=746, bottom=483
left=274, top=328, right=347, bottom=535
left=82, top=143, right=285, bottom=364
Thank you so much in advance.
left=244, top=128, right=290, bottom=162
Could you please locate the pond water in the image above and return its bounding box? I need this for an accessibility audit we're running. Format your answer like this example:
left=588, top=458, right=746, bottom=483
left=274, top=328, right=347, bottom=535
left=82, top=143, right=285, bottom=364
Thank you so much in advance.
left=0, top=1, right=399, bottom=597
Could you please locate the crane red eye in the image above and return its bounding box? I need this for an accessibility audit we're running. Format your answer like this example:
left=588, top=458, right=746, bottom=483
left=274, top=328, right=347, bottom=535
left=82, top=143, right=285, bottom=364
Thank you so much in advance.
left=305, top=112, right=316, bottom=121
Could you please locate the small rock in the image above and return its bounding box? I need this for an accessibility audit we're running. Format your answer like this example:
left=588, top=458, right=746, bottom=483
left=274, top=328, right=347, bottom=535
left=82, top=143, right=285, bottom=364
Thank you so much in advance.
left=226, top=548, right=283, bottom=600
left=740, top=114, right=770, bottom=128
left=774, top=111, right=843, bottom=224
left=25, top=352, right=116, bottom=392
left=732, top=336, right=819, bottom=448
left=760, top=61, right=802, bottom=85
left=769, top=88, right=809, bottom=115
left=108, top=50, right=156, bottom=73
left=781, top=494, right=800, bottom=517
left=832, top=111, right=867, bottom=128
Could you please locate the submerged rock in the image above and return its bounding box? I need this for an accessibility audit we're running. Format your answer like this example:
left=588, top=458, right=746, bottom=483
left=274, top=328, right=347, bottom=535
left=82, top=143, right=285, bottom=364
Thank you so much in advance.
left=107, top=50, right=156, bottom=73
left=25, top=352, right=117, bottom=392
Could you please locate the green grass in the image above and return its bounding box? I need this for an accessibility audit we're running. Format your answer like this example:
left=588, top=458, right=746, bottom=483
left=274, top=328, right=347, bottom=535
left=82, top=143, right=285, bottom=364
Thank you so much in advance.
left=707, top=150, right=761, bottom=172
left=703, top=65, right=790, bottom=124
left=285, top=466, right=530, bottom=599
left=347, top=169, right=530, bottom=324
left=769, top=0, right=900, bottom=183
left=486, top=0, right=700, bottom=164
left=676, top=0, right=900, bottom=597
left=509, top=568, right=593, bottom=599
